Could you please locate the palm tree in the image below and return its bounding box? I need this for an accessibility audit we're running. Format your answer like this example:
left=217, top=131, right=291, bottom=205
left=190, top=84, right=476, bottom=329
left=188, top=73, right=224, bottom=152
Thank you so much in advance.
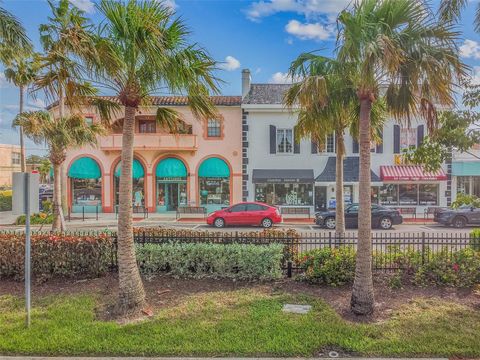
left=15, top=111, right=105, bottom=230
left=336, top=0, right=466, bottom=315
left=439, top=0, right=480, bottom=31
left=4, top=57, right=38, bottom=172
left=91, top=0, right=220, bottom=314
left=284, top=54, right=385, bottom=235
left=38, top=159, right=52, bottom=184
left=0, top=5, right=31, bottom=64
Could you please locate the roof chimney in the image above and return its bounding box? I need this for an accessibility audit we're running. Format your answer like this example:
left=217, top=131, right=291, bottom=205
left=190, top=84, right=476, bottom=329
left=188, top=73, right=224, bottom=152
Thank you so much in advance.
left=242, top=69, right=251, bottom=99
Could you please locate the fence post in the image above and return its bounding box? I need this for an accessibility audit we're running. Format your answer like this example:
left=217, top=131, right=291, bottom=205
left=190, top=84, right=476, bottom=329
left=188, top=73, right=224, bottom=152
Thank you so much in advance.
left=96, top=205, right=99, bottom=221
left=142, top=231, right=146, bottom=246
left=82, top=206, right=85, bottom=222
left=421, top=231, right=426, bottom=265
left=328, top=231, right=332, bottom=248
left=287, top=260, right=292, bottom=278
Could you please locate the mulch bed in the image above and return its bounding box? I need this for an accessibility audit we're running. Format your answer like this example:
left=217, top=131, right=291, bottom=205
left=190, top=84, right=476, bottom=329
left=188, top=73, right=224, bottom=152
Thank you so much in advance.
left=1, top=274, right=479, bottom=323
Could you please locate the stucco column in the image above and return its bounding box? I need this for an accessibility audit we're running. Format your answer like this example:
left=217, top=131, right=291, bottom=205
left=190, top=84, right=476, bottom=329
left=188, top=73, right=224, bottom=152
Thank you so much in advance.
left=189, top=173, right=197, bottom=206
left=103, top=173, right=111, bottom=212
left=146, top=172, right=155, bottom=213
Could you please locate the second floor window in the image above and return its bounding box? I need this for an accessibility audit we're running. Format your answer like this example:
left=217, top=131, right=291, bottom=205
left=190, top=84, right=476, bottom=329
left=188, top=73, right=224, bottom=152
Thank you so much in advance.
left=12, top=152, right=20, bottom=165
left=400, top=127, right=417, bottom=150
left=139, top=120, right=156, bottom=133
left=207, top=119, right=221, bottom=137
left=277, top=128, right=293, bottom=153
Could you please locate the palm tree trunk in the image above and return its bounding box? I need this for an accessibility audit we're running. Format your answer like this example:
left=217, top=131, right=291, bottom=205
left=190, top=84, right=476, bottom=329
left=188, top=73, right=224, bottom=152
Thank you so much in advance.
left=58, top=87, right=68, bottom=218
left=350, top=94, right=375, bottom=315
left=19, top=86, right=26, bottom=172
left=117, top=105, right=146, bottom=313
left=51, top=161, right=64, bottom=231
left=335, top=132, right=345, bottom=236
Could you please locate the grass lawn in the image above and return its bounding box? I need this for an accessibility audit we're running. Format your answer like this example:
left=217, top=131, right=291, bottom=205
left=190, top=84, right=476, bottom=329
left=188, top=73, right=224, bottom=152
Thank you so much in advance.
left=0, top=287, right=479, bottom=357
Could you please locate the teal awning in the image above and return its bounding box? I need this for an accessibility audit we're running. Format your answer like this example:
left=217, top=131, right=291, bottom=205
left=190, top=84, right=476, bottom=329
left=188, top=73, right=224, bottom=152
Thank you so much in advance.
left=156, top=158, right=187, bottom=178
left=115, top=159, right=145, bottom=179
left=68, top=157, right=101, bottom=179
left=452, top=161, right=480, bottom=176
left=198, top=157, right=230, bottom=178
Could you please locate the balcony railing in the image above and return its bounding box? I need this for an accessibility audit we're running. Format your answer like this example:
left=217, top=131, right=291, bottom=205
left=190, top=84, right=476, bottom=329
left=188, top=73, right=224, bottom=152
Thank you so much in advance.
left=99, top=133, right=198, bottom=151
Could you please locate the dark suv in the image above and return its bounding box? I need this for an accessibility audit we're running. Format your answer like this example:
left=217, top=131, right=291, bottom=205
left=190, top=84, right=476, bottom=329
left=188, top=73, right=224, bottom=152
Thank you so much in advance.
left=434, top=206, right=480, bottom=228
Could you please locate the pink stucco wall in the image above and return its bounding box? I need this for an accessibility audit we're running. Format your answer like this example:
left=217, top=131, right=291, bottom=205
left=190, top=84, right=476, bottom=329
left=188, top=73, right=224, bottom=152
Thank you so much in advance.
left=63, top=104, right=242, bottom=212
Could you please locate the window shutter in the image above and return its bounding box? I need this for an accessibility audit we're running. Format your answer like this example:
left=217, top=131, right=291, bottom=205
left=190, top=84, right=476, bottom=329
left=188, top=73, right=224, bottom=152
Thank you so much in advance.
left=269, top=125, right=276, bottom=154
left=393, top=125, right=401, bottom=154
left=311, top=139, right=318, bottom=154
left=352, top=139, right=359, bottom=153
left=376, top=128, right=383, bottom=153
left=417, top=125, right=424, bottom=147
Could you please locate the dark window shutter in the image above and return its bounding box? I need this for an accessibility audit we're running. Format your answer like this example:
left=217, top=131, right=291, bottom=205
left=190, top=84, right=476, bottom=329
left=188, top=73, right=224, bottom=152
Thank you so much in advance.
left=269, top=125, right=276, bottom=154
left=311, top=139, right=318, bottom=154
left=417, top=125, right=424, bottom=147
left=393, top=124, right=401, bottom=154
left=376, top=128, right=383, bottom=153
left=352, top=138, right=359, bottom=153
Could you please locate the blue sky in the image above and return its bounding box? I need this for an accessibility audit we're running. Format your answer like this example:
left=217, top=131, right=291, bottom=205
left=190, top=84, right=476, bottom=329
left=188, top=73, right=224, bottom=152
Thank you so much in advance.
left=1, top=0, right=480, bottom=155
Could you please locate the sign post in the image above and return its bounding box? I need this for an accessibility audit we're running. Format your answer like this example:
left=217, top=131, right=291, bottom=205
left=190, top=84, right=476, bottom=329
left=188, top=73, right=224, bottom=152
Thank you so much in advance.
left=12, top=172, right=39, bottom=328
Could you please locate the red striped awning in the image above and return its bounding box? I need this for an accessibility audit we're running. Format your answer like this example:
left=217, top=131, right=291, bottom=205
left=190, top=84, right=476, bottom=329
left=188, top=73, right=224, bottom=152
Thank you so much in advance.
left=380, top=165, right=447, bottom=181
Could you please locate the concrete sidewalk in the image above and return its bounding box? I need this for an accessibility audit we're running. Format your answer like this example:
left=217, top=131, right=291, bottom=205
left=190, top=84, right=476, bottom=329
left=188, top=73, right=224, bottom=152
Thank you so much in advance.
left=0, top=357, right=448, bottom=360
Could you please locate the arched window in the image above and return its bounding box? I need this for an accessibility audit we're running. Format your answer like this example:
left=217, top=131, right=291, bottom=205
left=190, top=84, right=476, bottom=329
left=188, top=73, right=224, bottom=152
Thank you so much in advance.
left=114, top=159, right=145, bottom=209
left=155, top=157, right=188, bottom=212
left=198, top=157, right=230, bottom=212
left=68, top=157, right=102, bottom=213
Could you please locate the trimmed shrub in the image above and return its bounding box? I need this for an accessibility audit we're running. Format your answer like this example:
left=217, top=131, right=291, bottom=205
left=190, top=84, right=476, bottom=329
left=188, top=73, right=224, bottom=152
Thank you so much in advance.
left=0, top=193, right=12, bottom=211
left=298, top=247, right=356, bottom=286
left=15, top=213, right=53, bottom=225
left=136, top=242, right=284, bottom=280
left=0, top=232, right=114, bottom=280
left=470, top=229, right=480, bottom=251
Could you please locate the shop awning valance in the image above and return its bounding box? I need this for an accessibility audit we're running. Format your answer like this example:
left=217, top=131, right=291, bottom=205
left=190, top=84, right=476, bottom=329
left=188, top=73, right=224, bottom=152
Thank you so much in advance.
left=380, top=165, right=447, bottom=181
left=68, top=157, right=101, bottom=179
left=198, top=157, right=230, bottom=178
left=452, top=161, right=480, bottom=176
left=315, top=157, right=381, bottom=183
left=115, top=159, right=145, bottom=179
left=252, top=169, right=314, bottom=183
left=156, top=158, right=187, bottom=178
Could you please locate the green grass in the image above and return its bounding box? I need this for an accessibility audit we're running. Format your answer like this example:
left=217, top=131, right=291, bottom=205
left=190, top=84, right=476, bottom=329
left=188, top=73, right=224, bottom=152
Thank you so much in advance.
left=0, top=289, right=479, bottom=357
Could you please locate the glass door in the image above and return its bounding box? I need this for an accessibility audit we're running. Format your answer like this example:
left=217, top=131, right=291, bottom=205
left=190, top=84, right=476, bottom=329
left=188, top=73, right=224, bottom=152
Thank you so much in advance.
left=315, top=186, right=327, bottom=211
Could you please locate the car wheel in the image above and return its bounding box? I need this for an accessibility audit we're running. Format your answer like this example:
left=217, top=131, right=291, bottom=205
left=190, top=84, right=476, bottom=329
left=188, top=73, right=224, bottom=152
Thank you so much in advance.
left=324, top=217, right=336, bottom=229
left=452, top=216, right=466, bottom=228
left=379, top=217, right=393, bottom=230
left=261, top=217, right=273, bottom=228
left=214, top=218, right=225, bottom=228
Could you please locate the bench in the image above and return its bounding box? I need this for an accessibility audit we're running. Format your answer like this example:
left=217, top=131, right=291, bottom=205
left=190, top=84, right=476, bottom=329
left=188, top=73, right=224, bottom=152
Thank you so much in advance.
left=280, top=207, right=311, bottom=218
left=424, top=207, right=441, bottom=219
left=396, top=207, right=417, bottom=218
left=176, top=206, right=207, bottom=219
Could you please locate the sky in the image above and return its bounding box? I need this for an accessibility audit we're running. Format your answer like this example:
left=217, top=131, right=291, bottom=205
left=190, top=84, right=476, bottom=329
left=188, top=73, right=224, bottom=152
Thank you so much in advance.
left=1, top=0, right=480, bottom=156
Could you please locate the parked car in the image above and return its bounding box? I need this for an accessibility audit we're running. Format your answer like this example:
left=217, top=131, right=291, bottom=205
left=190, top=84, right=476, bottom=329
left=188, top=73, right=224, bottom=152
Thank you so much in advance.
left=206, top=202, right=282, bottom=228
left=314, top=203, right=403, bottom=230
left=434, top=205, right=480, bottom=228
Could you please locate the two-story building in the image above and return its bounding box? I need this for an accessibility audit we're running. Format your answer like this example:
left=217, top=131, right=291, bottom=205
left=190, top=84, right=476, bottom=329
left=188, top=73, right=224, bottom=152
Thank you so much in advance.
left=241, top=69, right=451, bottom=215
left=0, top=144, right=21, bottom=187
left=57, top=96, right=242, bottom=214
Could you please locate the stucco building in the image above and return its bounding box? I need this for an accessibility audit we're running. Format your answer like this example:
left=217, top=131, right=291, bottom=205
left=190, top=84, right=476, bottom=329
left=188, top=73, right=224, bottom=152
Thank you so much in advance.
left=0, top=144, right=21, bottom=187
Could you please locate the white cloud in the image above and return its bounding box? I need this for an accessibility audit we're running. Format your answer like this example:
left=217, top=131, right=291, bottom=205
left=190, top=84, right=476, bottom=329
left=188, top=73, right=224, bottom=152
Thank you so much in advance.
left=27, top=98, right=46, bottom=109
left=70, top=0, right=95, bottom=13
left=269, top=71, right=301, bottom=84
left=246, top=0, right=349, bottom=21
left=163, top=0, right=177, bottom=10
left=285, top=19, right=334, bottom=41
left=219, top=56, right=241, bottom=71
left=0, top=73, right=11, bottom=88
left=469, top=66, right=480, bottom=85
left=460, top=39, right=480, bottom=59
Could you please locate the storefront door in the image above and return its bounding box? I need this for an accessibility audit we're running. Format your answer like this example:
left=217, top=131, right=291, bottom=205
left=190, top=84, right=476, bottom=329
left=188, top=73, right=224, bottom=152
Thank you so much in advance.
left=157, top=181, right=187, bottom=212
left=315, top=186, right=327, bottom=211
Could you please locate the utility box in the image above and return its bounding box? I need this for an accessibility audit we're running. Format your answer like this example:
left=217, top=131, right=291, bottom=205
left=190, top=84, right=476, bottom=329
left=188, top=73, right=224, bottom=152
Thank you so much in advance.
left=12, top=173, right=40, bottom=215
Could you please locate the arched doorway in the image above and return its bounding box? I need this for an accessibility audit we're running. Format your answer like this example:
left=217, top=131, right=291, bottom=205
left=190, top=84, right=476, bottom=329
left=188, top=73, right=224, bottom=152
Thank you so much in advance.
left=198, top=157, right=231, bottom=213
left=68, top=157, right=102, bottom=213
left=155, top=157, right=188, bottom=212
left=114, top=158, right=146, bottom=211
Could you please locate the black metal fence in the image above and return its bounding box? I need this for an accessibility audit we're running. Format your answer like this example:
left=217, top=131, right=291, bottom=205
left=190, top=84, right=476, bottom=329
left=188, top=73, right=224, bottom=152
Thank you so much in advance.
left=125, top=230, right=479, bottom=274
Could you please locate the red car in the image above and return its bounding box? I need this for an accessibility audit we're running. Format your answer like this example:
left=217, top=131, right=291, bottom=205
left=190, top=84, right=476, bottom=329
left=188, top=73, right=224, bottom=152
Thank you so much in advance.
left=206, top=202, right=282, bottom=228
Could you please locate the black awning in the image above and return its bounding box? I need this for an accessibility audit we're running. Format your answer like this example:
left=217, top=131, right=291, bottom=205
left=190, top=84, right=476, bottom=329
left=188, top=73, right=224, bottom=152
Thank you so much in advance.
left=252, top=169, right=314, bottom=183
left=315, top=156, right=381, bottom=182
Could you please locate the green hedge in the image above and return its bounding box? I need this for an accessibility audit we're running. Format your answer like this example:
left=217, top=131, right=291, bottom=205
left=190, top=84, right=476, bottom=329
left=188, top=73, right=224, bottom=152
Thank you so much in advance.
left=15, top=213, right=53, bottom=225
left=0, top=232, right=113, bottom=280
left=136, top=242, right=284, bottom=280
left=299, top=246, right=480, bottom=287
left=0, top=193, right=12, bottom=211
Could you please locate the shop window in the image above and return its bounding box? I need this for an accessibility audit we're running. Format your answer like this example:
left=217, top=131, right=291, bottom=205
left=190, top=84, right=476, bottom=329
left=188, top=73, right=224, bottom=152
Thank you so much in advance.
left=399, top=184, right=418, bottom=205
left=72, top=179, right=102, bottom=207
left=419, top=184, right=438, bottom=205
left=254, top=183, right=313, bottom=206
left=379, top=184, right=398, bottom=205
left=207, top=119, right=221, bottom=137
left=139, top=120, right=156, bottom=133
left=199, top=178, right=230, bottom=206
left=400, top=127, right=417, bottom=150
left=457, top=176, right=470, bottom=194
left=371, top=186, right=380, bottom=204
left=276, top=128, right=293, bottom=153
left=11, top=152, right=20, bottom=165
